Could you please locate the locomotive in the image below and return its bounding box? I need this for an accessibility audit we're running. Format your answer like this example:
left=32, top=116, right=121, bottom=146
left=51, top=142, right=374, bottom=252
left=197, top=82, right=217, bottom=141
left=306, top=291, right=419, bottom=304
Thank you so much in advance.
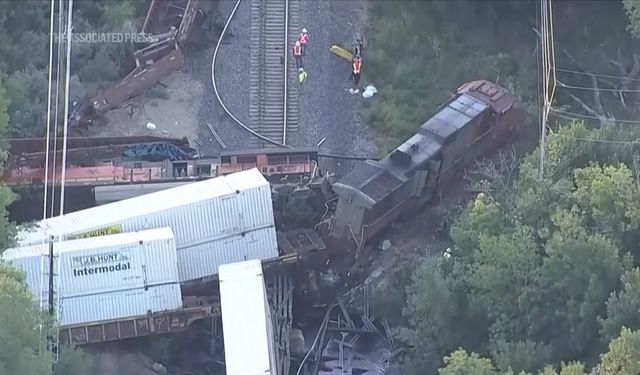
left=325, top=79, right=527, bottom=251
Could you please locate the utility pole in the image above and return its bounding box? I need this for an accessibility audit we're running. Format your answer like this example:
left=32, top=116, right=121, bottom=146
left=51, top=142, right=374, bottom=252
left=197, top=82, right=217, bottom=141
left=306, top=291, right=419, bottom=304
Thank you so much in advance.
left=48, top=237, right=54, bottom=316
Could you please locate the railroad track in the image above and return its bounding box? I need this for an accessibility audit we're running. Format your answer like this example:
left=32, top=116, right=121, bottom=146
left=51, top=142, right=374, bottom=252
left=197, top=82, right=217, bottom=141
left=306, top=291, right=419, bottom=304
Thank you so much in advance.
left=249, top=0, right=299, bottom=148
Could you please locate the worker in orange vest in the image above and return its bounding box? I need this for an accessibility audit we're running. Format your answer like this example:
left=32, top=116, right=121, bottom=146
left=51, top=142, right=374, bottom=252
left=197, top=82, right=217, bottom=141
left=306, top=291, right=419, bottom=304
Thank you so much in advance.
left=298, top=28, right=309, bottom=54
left=352, top=56, right=362, bottom=88
left=293, top=41, right=303, bottom=68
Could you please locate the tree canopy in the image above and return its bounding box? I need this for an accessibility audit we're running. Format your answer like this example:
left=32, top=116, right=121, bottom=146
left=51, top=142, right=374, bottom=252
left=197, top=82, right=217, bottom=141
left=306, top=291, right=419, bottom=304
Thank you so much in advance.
left=0, top=0, right=143, bottom=137
left=393, top=121, right=640, bottom=374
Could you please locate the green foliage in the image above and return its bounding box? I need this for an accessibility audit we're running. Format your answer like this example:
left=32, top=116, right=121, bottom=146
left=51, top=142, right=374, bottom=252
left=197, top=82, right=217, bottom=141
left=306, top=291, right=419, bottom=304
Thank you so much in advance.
left=0, top=75, right=16, bottom=251
left=490, top=340, right=552, bottom=374
left=0, top=0, right=142, bottom=137
left=599, top=268, right=640, bottom=342
left=438, top=349, right=498, bottom=375
left=595, top=327, right=640, bottom=375
left=364, top=0, right=538, bottom=149
left=0, top=263, right=51, bottom=375
left=623, top=0, right=640, bottom=39
left=438, top=330, right=640, bottom=375
left=397, top=120, right=640, bottom=374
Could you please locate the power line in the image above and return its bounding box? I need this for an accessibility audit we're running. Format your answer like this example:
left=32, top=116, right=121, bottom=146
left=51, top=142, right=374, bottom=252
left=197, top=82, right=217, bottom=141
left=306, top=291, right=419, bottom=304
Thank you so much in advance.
left=557, top=79, right=640, bottom=93
left=554, top=133, right=640, bottom=145
left=58, top=0, right=74, bottom=216
left=43, top=0, right=56, bottom=222
left=539, top=0, right=556, bottom=180
left=551, top=108, right=640, bottom=124
left=49, top=1, right=64, bottom=219
left=556, top=66, right=640, bottom=82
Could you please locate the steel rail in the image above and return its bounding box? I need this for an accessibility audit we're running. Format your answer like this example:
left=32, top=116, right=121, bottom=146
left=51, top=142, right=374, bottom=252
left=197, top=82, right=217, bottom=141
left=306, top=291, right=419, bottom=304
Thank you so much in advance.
left=211, top=0, right=374, bottom=161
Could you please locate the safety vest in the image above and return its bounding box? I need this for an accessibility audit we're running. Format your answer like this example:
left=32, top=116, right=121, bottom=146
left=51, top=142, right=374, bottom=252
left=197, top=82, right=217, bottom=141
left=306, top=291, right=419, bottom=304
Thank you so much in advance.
left=353, top=59, right=361, bottom=74
left=299, top=32, right=309, bottom=45
left=298, top=71, right=307, bottom=83
left=293, top=44, right=302, bottom=56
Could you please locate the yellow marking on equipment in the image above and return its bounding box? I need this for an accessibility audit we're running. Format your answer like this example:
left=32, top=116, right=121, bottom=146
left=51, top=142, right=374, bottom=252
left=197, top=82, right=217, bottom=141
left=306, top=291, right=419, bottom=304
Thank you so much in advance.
left=330, top=45, right=354, bottom=62
left=71, top=224, right=123, bottom=239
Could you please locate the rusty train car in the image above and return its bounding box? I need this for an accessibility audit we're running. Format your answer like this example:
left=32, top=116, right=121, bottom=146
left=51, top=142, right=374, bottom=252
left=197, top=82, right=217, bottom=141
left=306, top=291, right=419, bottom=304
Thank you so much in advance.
left=328, top=80, right=527, bottom=248
left=219, top=147, right=318, bottom=180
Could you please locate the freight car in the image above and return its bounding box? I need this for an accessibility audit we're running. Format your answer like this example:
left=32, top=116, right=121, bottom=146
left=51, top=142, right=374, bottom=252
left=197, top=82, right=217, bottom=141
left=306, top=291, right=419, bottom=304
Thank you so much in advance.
left=3, top=227, right=183, bottom=327
left=15, top=169, right=279, bottom=283
left=219, top=147, right=319, bottom=181
left=329, top=80, right=527, bottom=249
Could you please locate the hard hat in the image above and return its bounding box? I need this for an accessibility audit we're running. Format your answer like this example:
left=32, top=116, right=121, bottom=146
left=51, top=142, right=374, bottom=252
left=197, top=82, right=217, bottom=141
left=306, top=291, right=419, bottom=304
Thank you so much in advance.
left=299, top=68, right=304, bottom=72
left=302, top=28, right=307, bottom=33
left=295, top=41, right=300, bottom=47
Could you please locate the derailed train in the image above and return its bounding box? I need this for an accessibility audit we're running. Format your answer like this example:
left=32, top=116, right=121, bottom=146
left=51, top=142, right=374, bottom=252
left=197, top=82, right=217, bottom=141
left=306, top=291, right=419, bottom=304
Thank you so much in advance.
left=4, top=79, right=527, bottom=345
left=327, top=79, right=527, bottom=250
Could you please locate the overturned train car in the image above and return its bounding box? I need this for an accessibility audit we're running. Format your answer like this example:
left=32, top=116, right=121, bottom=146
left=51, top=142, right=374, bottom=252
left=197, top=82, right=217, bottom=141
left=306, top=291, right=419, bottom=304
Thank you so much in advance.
left=330, top=80, right=527, bottom=247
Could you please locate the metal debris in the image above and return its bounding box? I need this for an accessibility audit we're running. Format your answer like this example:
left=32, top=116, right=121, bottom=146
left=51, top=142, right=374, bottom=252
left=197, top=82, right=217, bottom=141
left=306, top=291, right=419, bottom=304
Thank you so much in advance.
left=206, top=123, right=227, bottom=149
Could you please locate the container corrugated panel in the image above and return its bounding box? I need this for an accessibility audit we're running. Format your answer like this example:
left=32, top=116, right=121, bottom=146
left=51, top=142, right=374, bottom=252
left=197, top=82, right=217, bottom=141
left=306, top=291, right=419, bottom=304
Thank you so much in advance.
left=219, top=260, right=275, bottom=375
left=3, top=227, right=179, bottom=299
left=16, top=168, right=273, bottom=248
left=59, top=283, right=183, bottom=327
left=177, top=225, right=279, bottom=282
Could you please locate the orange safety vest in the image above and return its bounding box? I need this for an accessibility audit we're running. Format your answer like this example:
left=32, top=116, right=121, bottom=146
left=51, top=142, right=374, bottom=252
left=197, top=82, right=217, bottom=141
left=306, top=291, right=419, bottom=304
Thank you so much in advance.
left=299, top=32, right=309, bottom=45
left=353, top=59, right=361, bottom=74
left=293, top=44, right=302, bottom=56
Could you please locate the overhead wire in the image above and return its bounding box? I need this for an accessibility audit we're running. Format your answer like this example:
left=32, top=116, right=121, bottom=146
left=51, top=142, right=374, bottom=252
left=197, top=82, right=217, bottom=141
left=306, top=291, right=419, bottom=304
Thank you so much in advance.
left=555, top=66, right=640, bottom=82
left=49, top=1, right=64, bottom=218
left=538, top=0, right=557, bottom=179
left=554, top=134, right=640, bottom=145
left=43, top=0, right=56, bottom=223
left=551, top=108, right=640, bottom=124
left=58, top=0, right=74, bottom=216
left=556, top=79, right=640, bottom=93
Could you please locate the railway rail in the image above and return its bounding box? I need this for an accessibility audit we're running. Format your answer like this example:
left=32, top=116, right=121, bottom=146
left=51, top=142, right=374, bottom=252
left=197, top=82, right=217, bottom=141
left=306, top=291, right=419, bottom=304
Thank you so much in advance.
left=212, top=0, right=372, bottom=161
left=212, top=0, right=300, bottom=150
left=249, top=0, right=299, bottom=147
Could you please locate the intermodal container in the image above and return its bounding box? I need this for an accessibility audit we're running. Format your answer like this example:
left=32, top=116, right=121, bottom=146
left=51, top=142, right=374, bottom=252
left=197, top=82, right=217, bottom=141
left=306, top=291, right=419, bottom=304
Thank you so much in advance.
left=219, top=259, right=278, bottom=375
left=2, top=227, right=179, bottom=299
left=59, top=283, right=183, bottom=326
left=178, top=225, right=278, bottom=282
left=15, top=168, right=278, bottom=282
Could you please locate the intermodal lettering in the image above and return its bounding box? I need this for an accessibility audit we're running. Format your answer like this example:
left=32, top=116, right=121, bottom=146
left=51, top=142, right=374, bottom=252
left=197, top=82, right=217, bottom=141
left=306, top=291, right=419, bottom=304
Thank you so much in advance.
left=72, top=262, right=131, bottom=277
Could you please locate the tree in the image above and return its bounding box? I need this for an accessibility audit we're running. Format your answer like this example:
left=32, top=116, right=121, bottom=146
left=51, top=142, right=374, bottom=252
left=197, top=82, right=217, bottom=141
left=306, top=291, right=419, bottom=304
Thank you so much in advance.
left=623, top=0, right=640, bottom=39
left=595, top=328, right=640, bottom=375
left=399, top=258, right=487, bottom=374
left=438, top=349, right=498, bottom=375
left=599, top=268, right=640, bottom=342
left=0, top=263, right=52, bottom=375
left=0, top=75, right=16, bottom=250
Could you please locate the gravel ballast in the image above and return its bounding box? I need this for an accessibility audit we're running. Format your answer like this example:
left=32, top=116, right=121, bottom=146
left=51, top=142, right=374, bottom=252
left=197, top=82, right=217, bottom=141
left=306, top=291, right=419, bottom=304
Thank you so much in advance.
left=196, top=0, right=379, bottom=173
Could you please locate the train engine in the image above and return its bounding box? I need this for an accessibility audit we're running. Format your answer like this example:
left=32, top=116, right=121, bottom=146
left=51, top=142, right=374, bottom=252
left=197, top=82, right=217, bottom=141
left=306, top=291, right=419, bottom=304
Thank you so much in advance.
left=328, top=80, right=527, bottom=250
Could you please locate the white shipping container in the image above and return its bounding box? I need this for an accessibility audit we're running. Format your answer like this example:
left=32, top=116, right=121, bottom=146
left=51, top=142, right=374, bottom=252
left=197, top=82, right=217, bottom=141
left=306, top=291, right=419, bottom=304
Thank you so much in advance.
left=219, top=259, right=278, bottom=375
left=2, top=227, right=179, bottom=299
left=16, top=168, right=274, bottom=248
left=178, top=225, right=279, bottom=282
left=59, top=283, right=183, bottom=327
left=15, top=169, right=277, bottom=282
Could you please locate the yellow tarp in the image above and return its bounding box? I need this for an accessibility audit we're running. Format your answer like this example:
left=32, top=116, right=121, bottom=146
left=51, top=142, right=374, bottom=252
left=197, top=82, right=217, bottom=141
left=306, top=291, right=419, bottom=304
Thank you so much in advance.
left=330, top=45, right=354, bottom=62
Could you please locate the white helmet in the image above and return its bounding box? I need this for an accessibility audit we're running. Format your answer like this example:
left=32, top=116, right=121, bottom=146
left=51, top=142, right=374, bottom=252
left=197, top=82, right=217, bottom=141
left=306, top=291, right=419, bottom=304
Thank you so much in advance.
left=295, top=41, right=300, bottom=47
left=302, top=28, right=307, bottom=33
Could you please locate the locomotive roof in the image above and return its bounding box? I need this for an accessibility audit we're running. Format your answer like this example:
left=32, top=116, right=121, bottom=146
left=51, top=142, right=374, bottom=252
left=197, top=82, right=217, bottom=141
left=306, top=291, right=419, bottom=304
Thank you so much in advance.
left=333, top=92, right=490, bottom=208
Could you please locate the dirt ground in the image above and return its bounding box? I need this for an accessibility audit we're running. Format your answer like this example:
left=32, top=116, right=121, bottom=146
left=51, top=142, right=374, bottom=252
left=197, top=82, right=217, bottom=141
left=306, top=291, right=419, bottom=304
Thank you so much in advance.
left=87, top=71, right=204, bottom=148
